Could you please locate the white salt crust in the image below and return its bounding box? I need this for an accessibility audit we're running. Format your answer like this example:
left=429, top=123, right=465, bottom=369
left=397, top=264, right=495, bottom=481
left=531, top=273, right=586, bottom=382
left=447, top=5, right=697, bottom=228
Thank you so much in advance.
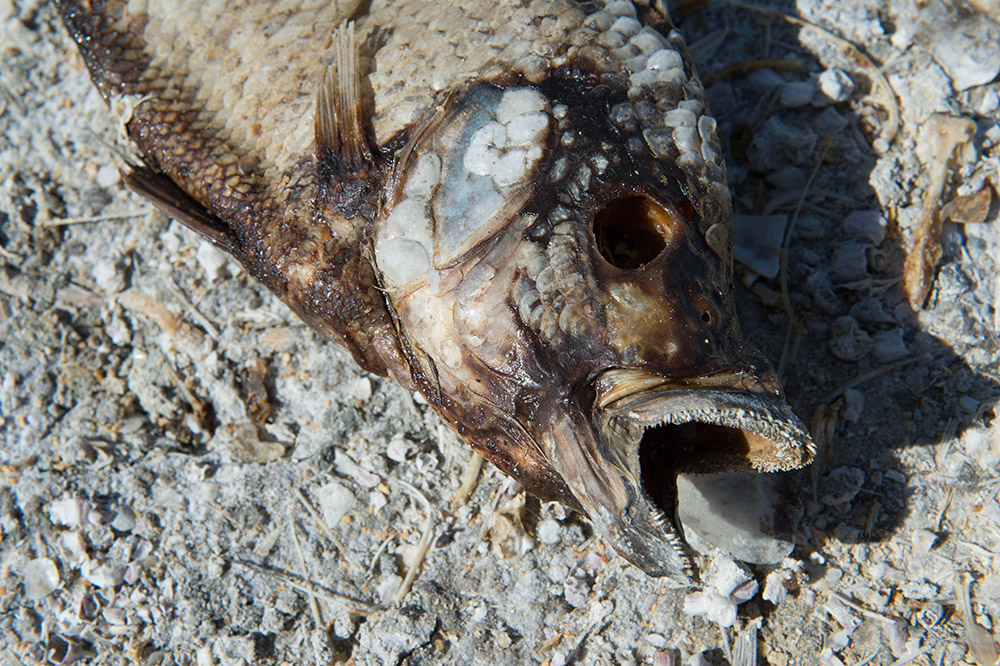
left=464, top=87, right=550, bottom=192
left=377, top=87, right=550, bottom=293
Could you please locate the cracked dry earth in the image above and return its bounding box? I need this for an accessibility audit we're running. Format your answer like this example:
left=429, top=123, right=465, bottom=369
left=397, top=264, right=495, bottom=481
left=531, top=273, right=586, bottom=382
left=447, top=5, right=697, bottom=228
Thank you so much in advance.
left=2, top=1, right=999, bottom=665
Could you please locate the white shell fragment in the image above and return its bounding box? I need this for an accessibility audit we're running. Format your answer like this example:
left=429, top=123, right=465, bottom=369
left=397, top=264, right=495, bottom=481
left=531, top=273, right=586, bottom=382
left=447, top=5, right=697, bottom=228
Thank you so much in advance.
left=316, top=481, right=356, bottom=527
left=683, top=552, right=758, bottom=627
left=48, top=497, right=90, bottom=528
left=22, top=558, right=60, bottom=600
left=733, top=214, right=788, bottom=279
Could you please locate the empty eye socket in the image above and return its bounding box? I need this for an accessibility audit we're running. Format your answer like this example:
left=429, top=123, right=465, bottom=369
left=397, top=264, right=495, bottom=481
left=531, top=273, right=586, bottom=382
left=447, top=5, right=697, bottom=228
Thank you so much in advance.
left=593, top=196, right=681, bottom=270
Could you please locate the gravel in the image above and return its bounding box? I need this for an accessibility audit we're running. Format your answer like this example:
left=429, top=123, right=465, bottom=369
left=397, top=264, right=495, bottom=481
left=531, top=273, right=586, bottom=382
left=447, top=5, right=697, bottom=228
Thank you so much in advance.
left=2, top=1, right=998, bottom=664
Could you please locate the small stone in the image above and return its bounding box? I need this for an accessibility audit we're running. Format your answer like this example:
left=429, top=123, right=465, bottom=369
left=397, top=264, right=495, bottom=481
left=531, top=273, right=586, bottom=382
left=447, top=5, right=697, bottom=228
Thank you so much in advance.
left=815, top=69, right=855, bottom=104
left=911, top=529, right=939, bottom=554
left=821, top=467, right=865, bottom=506
left=196, top=645, right=215, bottom=666
left=849, top=298, right=894, bottom=324
left=92, top=257, right=124, bottom=293
left=653, top=649, right=679, bottom=666
left=871, top=328, right=908, bottom=364
left=829, top=316, right=872, bottom=362
left=22, top=558, right=60, bottom=600
left=49, top=497, right=90, bottom=528
left=766, top=166, right=807, bottom=190
left=746, top=68, right=785, bottom=93
left=102, top=607, right=126, bottom=625
left=376, top=575, right=402, bottom=605
left=979, top=89, right=1000, bottom=115
left=96, top=164, right=121, bottom=188
left=958, top=395, right=980, bottom=413
left=843, top=210, right=887, bottom=245
left=780, top=80, right=817, bottom=108
left=315, top=482, right=355, bottom=527
left=901, top=580, right=938, bottom=600
left=563, top=571, right=590, bottom=608
left=347, top=377, right=373, bottom=402
left=81, top=560, right=123, bottom=589
left=830, top=242, right=871, bottom=283
left=537, top=518, right=560, bottom=545
left=196, top=242, right=228, bottom=282
left=368, top=489, right=387, bottom=513
left=842, top=389, right=864, bottom=423
left=385, top=434, right=418, bottom=463
left=111, top=505, right=136, bottom=532
left=414, top=451, right=439, bottom=474
left=734, top=214, right=788, bottom=278
left=683, top=552, right=758, bottom=627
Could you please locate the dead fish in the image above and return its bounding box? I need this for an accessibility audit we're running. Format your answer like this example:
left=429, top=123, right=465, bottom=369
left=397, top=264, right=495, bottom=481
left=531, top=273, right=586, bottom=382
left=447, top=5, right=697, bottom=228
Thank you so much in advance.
left=57, top=0, right=814, bottom=582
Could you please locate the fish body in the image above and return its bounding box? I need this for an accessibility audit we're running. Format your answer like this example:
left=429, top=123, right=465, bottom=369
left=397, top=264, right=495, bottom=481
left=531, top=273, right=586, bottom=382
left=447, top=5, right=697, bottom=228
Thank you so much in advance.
left=58, top=0, right=814, bottom=581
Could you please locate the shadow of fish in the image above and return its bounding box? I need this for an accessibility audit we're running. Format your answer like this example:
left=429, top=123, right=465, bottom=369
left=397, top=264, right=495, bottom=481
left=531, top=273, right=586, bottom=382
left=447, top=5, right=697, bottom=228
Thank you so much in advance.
left=57, top=0, right=814, bottom=582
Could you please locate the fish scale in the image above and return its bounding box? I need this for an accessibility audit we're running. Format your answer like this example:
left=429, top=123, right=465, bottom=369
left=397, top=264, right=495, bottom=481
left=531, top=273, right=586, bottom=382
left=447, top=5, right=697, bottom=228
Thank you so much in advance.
left=57, top=0, right=814, bottom=582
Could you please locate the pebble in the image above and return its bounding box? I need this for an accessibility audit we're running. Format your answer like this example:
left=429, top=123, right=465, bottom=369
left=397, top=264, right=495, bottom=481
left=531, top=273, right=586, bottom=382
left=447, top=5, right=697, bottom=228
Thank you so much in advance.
left=733, top=214, right=788, bottom=278
left=414, top=451, right=439, bottom=474
left=95, top=164, right=120, bottom=188
left=111, top=505, right=136, bottom=532
left=979, top=89, right=1000, bottom=116
left=315, top=482, right=355, bottom=527
left=368, top=489, right=387, bottom=513
left=746, top=68, right=785, bottom=93
left=821, top=467, right=865, bottom=506
left=191, top=245, right=225, bottom=285
left=910, top=529, right=939, bottom=554
left=843, top=210, right=887, bottom=245
left=849, top=298, right=895, bottom=324
left=871, top=328, right=908, bottom=364
left=842, top=388, right=865, bottom=423
left=829, top=316, right=872, bottom=361
left=49, top=497, right=90, bottom=528
left=780, top=80, right=817, bottom=108
left=22, top=558, right=60, bottom=600
left=958, top=395, right=980, bottom=413
left=376, top=575, right=402, bottom=605
left=829, top=242, right=871, bottom=283
left=92, top=257, right=124, bottom=293
left=563, top=570, right=590, bottom=608
left=815, top=69, right=854, bottom=104
left=901, top=580, right=938, bottom=600
left=81, top=559, right=123, bottom=589
left=385, top=434, right=418, bottom=463
left=537, top=518, right=561, bottom=545
left=766, top=165, right=807, bottom=190
left=348, top=376, right=373, bottom=402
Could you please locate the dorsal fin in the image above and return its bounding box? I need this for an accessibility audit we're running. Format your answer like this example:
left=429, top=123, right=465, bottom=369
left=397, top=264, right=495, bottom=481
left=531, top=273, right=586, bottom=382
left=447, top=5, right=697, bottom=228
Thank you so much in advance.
left=315, top=22, right=374, bottom=171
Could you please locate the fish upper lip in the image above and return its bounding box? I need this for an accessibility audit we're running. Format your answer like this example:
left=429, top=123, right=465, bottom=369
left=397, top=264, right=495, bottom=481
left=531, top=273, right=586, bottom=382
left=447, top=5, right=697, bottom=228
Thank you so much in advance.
left=596, top=383, right=816, bottom=474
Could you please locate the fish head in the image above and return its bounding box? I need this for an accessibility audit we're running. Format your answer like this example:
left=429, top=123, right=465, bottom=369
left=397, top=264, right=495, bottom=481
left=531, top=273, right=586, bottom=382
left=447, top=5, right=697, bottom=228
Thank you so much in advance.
left=374, top=72, right=814, bottom=582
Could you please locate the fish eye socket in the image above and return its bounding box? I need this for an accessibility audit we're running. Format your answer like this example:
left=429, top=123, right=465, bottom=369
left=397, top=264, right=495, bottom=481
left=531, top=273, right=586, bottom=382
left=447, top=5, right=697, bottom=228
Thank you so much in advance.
left=593, top=195, right=679, bottom=270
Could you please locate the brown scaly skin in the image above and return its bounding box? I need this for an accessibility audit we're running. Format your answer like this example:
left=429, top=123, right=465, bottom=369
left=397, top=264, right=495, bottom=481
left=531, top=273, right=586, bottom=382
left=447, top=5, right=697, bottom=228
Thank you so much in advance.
left=57, top=0, right=814, bottom=582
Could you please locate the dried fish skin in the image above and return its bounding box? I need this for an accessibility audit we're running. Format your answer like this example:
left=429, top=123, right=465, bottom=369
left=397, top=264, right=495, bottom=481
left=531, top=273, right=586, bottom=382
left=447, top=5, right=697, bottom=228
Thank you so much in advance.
left=57, top=0, right=815, bottom=582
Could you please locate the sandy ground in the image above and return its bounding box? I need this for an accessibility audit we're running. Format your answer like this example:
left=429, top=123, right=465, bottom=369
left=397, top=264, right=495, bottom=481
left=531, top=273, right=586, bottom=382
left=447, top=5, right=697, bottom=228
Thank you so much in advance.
left=1, top=0, right=999, bottom=664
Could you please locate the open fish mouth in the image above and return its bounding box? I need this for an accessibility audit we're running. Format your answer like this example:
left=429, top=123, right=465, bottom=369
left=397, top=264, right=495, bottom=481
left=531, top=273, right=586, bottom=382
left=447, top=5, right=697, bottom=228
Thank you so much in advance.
left=584, top=369, right=815, bottom=579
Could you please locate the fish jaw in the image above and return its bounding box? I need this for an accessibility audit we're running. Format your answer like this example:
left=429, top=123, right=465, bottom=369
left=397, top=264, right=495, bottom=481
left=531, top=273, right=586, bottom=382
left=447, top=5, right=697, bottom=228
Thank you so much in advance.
left=545, top=369, right=815, bottom=582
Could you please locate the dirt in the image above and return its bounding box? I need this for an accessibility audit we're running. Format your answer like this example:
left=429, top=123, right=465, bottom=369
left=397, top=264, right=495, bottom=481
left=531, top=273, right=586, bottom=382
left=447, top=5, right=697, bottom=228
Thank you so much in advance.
left=1, top=0, right=998, bottom=664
